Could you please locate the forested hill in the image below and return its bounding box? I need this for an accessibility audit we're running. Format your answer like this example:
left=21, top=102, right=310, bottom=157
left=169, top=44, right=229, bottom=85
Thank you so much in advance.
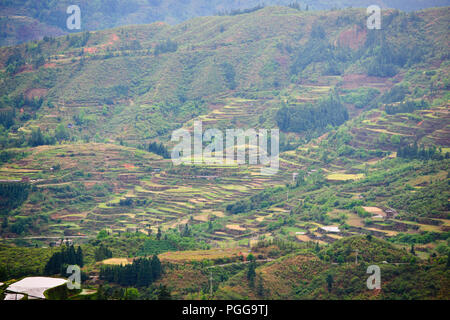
left=1, top=0, right=450, bottom=46
left=0, top=5, right=448, bottom=148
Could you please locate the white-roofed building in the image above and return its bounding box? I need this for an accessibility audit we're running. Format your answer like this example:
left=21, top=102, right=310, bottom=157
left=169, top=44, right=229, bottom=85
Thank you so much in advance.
left=5, top=277, right=67, bottom=300
left=319, top=226, right=340, bottom=233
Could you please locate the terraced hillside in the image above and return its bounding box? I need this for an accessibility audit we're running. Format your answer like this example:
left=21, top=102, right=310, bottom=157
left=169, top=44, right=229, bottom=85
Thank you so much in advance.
left=0, top=5, right=449, bottom=301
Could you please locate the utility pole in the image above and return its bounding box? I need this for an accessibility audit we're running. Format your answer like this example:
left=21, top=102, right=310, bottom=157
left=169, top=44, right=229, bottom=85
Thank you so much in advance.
left=354, top=249, right=359, bottom=265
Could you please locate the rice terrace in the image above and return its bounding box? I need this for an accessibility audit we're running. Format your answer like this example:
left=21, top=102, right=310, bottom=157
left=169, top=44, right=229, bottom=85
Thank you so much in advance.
left=0, top=0, right=449, bottom=308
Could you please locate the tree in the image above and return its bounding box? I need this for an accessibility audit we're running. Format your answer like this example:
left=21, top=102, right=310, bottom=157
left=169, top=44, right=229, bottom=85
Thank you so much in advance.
left=157, top=285, right=171, bottom=300
left=151, top=255, right=162, bottom=280
left=156, top=227, right=162, bottom=240
left=67, top=245, right=77, bottom=264
left=124, top=288, right=140, bottom=300
left=97, top=229, right=109, bottom=240
left=55, top=123, right=69, bottom=142
left=410, top=244, right=416, bottom=256
left=315, top=242, right=320, bottom=253
left=326, top=274, right=333, bottom=292
left=33, top=56, right=46, bottom=69
left=154, top=39, right=177, bottom=56
left=221, top=62, right=237, bottom=90
left=137, top=259, right=153, bottom=287
left=148, top=141, right=170, bottom=158
left=28, top=127, right=45, bottom=147
left=181, top=223, right=191, bottom=237
left=96, top=285, right=106, bottom=300
left=257, top=275, right=265, bottom=297
left=76, top=246, right=84, bottom=267
left=247, top=261, right=256, bottom=287
left=94, top=244, right=112, bottom=261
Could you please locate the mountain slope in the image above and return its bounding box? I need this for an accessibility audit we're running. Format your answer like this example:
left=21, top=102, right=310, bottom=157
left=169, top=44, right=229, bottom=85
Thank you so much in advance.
left=215, top=236, right=450, bottom=299
left=1, top=0, right=450, bottom=46
left=0, top=6, right=448, bottom=146
left=0, top=5, right=448, bottom=252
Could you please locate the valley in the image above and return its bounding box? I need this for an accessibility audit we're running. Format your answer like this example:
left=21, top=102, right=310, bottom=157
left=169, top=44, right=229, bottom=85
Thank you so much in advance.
left=0, top=5, right=448, bottom=301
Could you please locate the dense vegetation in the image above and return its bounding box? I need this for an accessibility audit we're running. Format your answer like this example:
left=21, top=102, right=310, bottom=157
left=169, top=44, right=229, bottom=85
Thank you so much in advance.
left=1, top=1, right=445, bottom=45
left=100, top=256, right=162, bottom=287
left=44, top=245, right=84, bottom=275
left=276, top=94, right=348, bottom=133
left=0, top=182, right=31, bottom=215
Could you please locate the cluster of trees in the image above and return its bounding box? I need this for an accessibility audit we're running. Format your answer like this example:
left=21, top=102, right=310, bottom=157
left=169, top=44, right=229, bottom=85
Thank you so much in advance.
left=388, top=179, right=449, bottom=218
left=0, top=181, right=30, bottom=215
left=27, top=123, right=71, bottom=147
left=94, top=244, right=113, bottom=261
left=388, top=231, right=449, bottom=244
left=28, top=127, right=54, bottom=147
left=276, top=94, right=348, bottom=133
left=99, top=256, right=162, bottom=287
left=33, top=56, right=46, bottom=69
left=0, top=150, right=26, bottom=164
left=217, top=5, right=264, bottom=16
left=44, top=245, right=84, bottom=275
left=385, top=99, right=429, bottom=115
left=288, top=2, right=302, bottom=10
left=154, top=39, right=178, bottom=56
left=291, top=27, right=332, bottom=75
left=397, top=143, right=447, bottom=160
left=318, top=236, right=410, bottom=264
left=1, top=94, right=43, bottom=110
left=354, top=206, right=371, bottom=218
left=9, top=216, right=36, bottom=234
left=341, top=88, right=380, bottom=109
left=67, top=32, right=91, bottom=48
left=226, top=187, right=282, bottom=214
left=25, top=96, right=44, bottom=110
left=148, top=141, right=170, bottom=158
left=290, top=23, right=354, bottom=77
left=0, top=108, right=15, bottom=129
left=365, top=32, right=408, bottom=77
left=221, top=62, right=237, bottom=90
left=95, top=283, right=172, bottom=300
left=0, top=94, right=43, bottom=129
left=247, top=260, right=256, bottom=287
left=5, top=49, right=25, bottom=75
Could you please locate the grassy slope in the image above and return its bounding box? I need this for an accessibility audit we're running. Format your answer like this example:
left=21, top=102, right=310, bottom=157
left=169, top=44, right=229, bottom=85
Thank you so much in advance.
left=216, top=236, right=450, bottom=299
left=1, top=1, right=448, bottom=46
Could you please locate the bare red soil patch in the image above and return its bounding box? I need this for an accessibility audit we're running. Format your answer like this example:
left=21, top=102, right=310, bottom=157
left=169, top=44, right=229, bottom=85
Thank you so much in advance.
left=336, top=25, right=367, bottom=50
left=123, top=163, right=136, bottom=170
left=43, top=63, right=57, bottom=68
